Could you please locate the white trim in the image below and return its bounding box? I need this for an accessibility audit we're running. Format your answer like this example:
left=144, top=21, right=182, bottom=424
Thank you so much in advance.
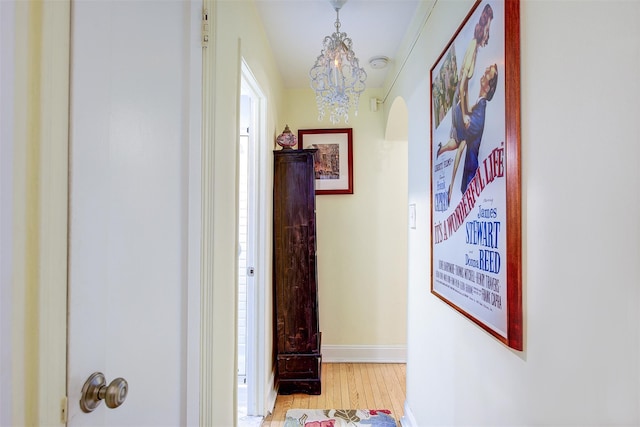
left=265, top=373, right=277, bottom=415
left=240, top=60, right=269, bottom=418
left=40, top=1, right=70, bottom=424
left=10, top=1, right=72, bottom=425
left=9, top=4, right=28, bottom=422
left=186, top=0, right=203, bottom=424
left=199, top=0, right=216, bottom=425
left=399, top=400, right=417, bottom=427
left=321, top=345, right=407, bottom=363
left=0, top=0, right=15, bottom=424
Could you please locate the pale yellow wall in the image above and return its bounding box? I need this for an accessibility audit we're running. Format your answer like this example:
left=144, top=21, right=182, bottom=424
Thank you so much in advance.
left=283, top=88, right=408, bottom=348
left=210, top=0, right=286, bottom=421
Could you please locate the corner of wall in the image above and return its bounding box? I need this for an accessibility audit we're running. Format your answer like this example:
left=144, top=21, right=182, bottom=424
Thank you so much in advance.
left=399, top=400, right=417, bottom=427
left=264, top=372, right=277, bottom=416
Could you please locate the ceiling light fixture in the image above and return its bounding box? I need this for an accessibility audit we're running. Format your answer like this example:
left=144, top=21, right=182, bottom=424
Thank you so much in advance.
left=309, top=0, right=367, bottom=125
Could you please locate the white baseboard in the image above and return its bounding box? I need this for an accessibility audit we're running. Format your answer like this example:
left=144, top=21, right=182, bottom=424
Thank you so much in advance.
left=400, top=400, right=416, bottom=427
left=321, top=345, right=407, bottom=363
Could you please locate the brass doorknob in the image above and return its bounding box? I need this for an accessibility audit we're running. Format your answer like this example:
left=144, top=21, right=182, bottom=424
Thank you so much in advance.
left=80, top=372, right=128, bottom=413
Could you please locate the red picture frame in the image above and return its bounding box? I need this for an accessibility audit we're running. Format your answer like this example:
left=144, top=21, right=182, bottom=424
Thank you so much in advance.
left=298, top=128, right=354, bottom=195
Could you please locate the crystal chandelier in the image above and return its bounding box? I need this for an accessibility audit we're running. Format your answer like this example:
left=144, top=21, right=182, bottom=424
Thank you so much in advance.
left=309, top=0, right=367, bottom=124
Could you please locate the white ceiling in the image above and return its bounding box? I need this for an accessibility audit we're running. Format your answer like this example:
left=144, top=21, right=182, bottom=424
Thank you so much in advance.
left=254, top=0, right=421, bottom=89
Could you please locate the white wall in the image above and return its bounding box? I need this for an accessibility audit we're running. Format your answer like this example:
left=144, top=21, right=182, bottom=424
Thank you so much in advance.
left=391, top=1, right=640, bottom=425
left=284, top=88, right=408, bottom=360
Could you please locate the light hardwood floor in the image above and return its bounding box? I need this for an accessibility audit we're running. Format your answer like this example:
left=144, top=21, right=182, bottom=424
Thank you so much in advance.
left=262, top=363, right=406, bottom=426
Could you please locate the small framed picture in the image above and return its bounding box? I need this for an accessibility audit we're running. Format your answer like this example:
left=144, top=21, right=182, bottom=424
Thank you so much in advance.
left=298, top=128, right=353, bottom=195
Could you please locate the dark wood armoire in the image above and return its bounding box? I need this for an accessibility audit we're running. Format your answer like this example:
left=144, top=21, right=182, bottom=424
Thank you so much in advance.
left=272, top=148, right=321, bottom=395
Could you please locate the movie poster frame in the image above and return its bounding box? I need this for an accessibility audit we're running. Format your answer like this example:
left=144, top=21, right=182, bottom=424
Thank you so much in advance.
left=429, top=0, right=522, bottom=350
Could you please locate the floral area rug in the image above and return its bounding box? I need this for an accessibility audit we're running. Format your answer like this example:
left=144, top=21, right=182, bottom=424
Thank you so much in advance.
left=284, top=409, right=396, bottom=427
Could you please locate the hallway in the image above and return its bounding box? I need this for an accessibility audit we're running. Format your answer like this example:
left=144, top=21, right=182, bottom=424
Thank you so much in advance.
left=263, top=363, right=406, bottom=426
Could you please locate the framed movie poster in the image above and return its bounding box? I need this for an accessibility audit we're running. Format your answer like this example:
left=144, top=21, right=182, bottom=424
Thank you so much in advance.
left=430, top=0, right=522, bottom=350
left=299, top=128, right=354, bottom=195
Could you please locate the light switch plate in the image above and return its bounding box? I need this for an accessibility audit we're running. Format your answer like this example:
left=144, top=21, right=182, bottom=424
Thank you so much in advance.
left=409, top=204, right=416, bottom=229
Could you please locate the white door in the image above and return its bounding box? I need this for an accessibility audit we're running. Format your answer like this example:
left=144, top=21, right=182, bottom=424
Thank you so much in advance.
left=237, top=109, right=250, bottom=381
left=238, top=63, right=269, bottom=418
left=66, top=1, right=201, bottom=425
left=237, top=87, right=257, bottom=417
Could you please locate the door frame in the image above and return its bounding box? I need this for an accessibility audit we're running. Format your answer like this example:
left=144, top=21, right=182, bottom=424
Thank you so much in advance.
left=239, top=60, right=269, bottom=417
left=7, top=0, right=70, bottom=424
left=0, top=0, right=17, bottom=422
